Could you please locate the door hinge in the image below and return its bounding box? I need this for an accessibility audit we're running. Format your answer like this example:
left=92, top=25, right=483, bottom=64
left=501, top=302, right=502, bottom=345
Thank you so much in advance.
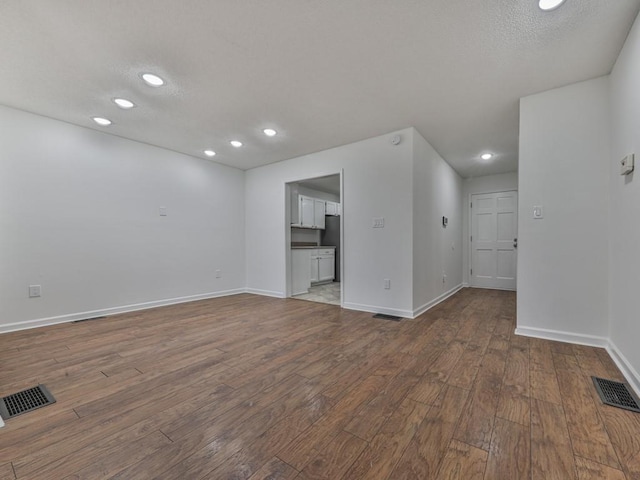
left=470, top=235, right=472, bottom=242
left=470, top=202, right=472, bottom=208
left=470, top=269, right=473, bottom=276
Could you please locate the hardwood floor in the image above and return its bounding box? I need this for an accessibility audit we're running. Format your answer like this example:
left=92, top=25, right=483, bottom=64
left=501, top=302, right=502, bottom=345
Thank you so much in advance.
left=0, top=288, right=638, bottom=479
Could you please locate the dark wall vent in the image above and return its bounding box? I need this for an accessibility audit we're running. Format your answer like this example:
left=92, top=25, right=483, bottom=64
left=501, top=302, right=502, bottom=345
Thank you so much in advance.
left=592, top=377, right=640, bottom=413
left=0, top=384, right=56, bottom=419
left=373, top=313, right=402, bottom=321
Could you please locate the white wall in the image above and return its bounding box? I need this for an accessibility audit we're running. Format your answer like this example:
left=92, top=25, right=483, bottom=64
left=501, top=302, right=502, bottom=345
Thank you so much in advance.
left=0, top=105, right=246, bottom=331
left=293, top=184, right=340, bottom=203
left=609, top=12, right=640, bottom=390
left=462, top=172, right=518, bottom=285
left=412, top=132, right=463, bottom=313
left=245, top=128, right=415, bottom=316
left=290, top=228, right=320, bottom=245
left=517, top=77, right=610, bottom=341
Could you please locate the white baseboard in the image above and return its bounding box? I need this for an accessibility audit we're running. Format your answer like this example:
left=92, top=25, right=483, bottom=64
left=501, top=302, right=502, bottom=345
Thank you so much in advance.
left=244, top=288, right=286, bottom=298
left=289, top=284, right=465, bottom=320
left=0, top=288, right=246, bottom=334
left=606, top=341, right=640, bottom=398
left=514, top=326, right=609, bottom=348
left=493, top=325, right=640, bottom=399
left=342, top=302, right=414, bottom=319
left=412, top=284, right=464, bottom=318
left=469, top=285, right=516, bottom=292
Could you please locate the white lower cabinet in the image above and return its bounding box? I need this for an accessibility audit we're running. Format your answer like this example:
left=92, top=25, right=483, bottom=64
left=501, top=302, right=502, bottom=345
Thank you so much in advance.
left=309, top=249, right=319, bottom=283
left=293, top=247, right=336, bottom=295
left=291, top=249, right=311, bottom=295
left=310, top=248, right=335, bottom=284
left=318, top=254, right=335, bottom=282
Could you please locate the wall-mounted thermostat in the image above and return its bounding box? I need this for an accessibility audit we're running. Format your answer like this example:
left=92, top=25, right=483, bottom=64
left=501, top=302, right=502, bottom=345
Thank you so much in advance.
left=620, top=154, right=634, bottom=175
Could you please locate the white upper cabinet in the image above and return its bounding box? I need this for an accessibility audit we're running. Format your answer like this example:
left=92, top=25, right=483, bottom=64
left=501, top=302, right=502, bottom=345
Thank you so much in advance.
left=291, top=194, right=326, bottom=229
left=314, top=199, right=326, bottom=230
left=300, top=196, right=315, bottom=228
left=324, top=202, right=341, bottom=216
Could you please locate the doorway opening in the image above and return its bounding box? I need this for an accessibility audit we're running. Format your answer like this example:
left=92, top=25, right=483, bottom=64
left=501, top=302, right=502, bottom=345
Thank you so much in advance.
left=286, top=173, right=342, bottom=306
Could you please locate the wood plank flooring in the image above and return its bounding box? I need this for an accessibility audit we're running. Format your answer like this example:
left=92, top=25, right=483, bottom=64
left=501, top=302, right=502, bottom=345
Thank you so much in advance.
left=0, top=288, right=638, bottom=479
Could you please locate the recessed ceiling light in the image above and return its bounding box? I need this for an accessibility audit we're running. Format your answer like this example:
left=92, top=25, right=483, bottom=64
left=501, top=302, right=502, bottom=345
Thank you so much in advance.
left=481, top=153, right=493, bottom=160
left=204, top=150, right=216, bottom=157
left=92, top=117, right=112, bottom=126
left=263, top=128, right=277, bottom=137
left=539, top=0, right=566, bottom=11
left=113, top=98, right=135, bottom=109
left=230, top=140, right=243, bottom=148
left=141, top=73, right=165, bottom=87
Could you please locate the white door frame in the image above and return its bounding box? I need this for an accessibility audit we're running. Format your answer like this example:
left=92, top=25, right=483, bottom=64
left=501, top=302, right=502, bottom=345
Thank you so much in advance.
left=284, top=170, right=344, bottom=306
left=467, top=189, right=518, bottom=291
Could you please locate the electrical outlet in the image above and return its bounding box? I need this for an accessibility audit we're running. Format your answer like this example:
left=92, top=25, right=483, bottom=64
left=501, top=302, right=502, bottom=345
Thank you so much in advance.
left=159, top=206, right=167, bottom=216
left=29, top=285, right=41, bottom=298
left=215, top=269, right=221, bottom=278
left=384, top=278, right=390, bottom=289
left=442, top=273, right=447, bottom=283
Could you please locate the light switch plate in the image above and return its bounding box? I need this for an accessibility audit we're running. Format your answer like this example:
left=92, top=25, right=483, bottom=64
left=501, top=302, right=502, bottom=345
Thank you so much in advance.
left=621, top=154, right=634, bottom=175
left=533, top=206, right=543, bottom=219
left=29, top=285, right=41, bottom=297
left=372, top=217, right=385, bottom=228
left=159, top=206, right=167, bottom=216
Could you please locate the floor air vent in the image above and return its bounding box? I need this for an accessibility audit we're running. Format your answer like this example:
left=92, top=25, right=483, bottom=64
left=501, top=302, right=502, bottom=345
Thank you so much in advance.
left=0, top=384, right=56, bottom=420
left=72, top=316, right=106, bottom=323
left=592, top=377, right=640, bottom=413
left=373, top=313, right=402, bottom=321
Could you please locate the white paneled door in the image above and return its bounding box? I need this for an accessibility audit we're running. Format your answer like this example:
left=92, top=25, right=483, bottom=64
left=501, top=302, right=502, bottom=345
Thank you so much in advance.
left=470, top=191, right=518, bottom=290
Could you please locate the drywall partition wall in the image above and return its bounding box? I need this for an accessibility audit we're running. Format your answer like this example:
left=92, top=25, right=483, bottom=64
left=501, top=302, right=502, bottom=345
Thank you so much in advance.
left=292, top=184, right=340, bottom=203
left=517, top=77, right=610, bottom=343
left=462, top=173, right=518, bottom=285
left=412, top=131, right=463, bottom=315
left=0, top=105, right=246, bottom=332
left=609, top=10, right=640, bottom=392
left=245, top=128, right=415, bottom=316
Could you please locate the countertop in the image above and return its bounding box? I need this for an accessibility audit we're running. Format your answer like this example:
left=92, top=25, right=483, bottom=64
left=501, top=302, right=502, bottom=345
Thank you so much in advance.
left=291, top=245, right=336, bottom=249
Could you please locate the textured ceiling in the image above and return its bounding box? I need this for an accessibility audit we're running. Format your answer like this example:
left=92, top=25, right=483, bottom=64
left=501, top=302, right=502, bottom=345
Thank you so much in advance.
left=0, top=1, right=638, bottom=177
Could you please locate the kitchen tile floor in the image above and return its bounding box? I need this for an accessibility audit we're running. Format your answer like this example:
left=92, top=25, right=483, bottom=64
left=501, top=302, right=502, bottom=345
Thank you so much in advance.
left=293, top=282, right=341, bottom=306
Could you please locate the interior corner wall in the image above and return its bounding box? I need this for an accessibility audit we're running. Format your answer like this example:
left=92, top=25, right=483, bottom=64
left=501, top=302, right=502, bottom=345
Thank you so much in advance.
left=0, top=105, right=246, bottom=332
left=608, top=11, right=640, bottom=390
left=462, top=172, right=518, bottom=286
left=245, top=128, right=415, bottom=316
left=412, top=130, right=463, bottom=315
left=517, top=77, right=610, bottom=342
